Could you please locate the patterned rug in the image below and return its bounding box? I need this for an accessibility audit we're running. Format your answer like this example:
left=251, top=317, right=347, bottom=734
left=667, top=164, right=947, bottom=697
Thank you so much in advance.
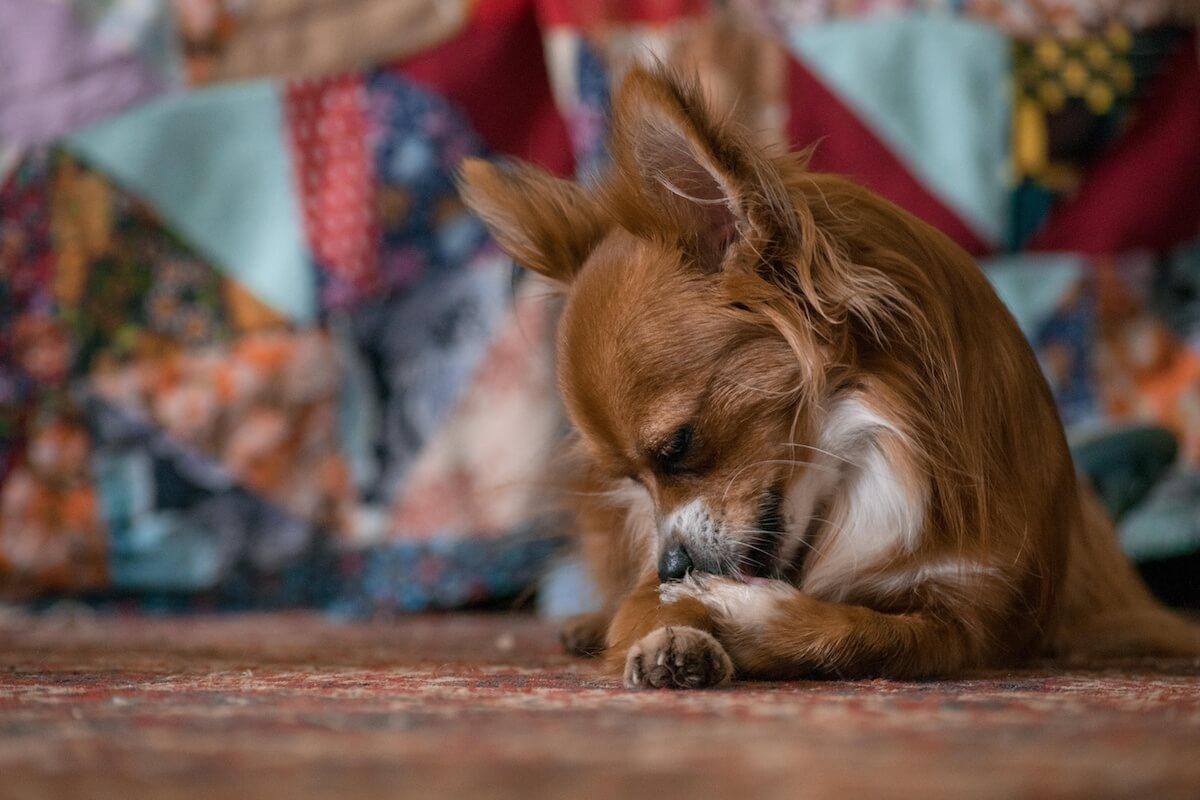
left=1, top=611, right=1199, bottom=800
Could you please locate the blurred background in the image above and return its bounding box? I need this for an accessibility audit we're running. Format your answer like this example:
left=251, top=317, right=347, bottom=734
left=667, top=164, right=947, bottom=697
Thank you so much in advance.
left=2, top=0, right=1199, bottom=617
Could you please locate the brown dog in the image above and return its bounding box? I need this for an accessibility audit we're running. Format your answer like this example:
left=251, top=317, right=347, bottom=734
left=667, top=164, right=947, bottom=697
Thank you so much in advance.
left=460, top=67, right=1200, bottom=688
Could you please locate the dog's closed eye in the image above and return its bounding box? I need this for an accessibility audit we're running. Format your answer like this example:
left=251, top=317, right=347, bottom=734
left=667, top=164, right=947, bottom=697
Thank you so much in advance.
left=655, top=425, right=694, bottom=473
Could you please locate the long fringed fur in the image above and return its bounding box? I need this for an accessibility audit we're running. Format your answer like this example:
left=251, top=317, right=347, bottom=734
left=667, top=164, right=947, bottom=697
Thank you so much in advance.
left=461, top=65, right=1200, bottom=682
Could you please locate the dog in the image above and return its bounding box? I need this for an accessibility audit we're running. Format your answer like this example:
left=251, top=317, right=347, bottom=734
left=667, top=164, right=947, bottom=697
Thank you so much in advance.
left=459, top=67, right=1200, bottom=688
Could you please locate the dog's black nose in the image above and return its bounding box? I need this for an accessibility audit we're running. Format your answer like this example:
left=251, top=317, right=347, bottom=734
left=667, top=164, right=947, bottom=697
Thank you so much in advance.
left=658, top=543, right=693, bottom=582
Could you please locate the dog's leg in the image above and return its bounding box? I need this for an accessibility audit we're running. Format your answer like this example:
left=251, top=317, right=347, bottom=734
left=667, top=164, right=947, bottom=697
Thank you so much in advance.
left=663, top=575, right=1007, bottom=679
left=605, top=579, right=732, bottom=689
left=559, top=470, right=653, bottom=659
left=559, top=611, right=611, bottom=657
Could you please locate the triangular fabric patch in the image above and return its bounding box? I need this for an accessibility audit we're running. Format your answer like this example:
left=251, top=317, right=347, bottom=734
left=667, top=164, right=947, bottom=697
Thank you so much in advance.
left=788, top=14, right=1011, bottom=245
left=983, top=253, right=1086, bottom=341
left=65, top=82, right=315, bottom=323
left=786, top=54, right=988, bottom=256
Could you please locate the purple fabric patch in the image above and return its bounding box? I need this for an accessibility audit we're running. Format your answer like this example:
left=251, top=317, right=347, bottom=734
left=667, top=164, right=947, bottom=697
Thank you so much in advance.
left=0, top=0, right=172, bottom=143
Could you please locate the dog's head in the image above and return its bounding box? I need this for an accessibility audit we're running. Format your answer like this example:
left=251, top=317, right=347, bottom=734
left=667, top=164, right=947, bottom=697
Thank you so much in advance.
left=460, top=68, right=931, bottom=582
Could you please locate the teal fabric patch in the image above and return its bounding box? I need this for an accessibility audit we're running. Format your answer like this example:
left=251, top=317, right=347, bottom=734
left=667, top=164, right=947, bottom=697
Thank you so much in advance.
left=984, top=253, right=1084, bottom=340
left=66, top=82, right=315, bottom=323
left=789, top=14, right=1011, bottom=244
left=1121, top=470, right=1200, bottom=562
left=1072, top=425, right=1178, bottom=521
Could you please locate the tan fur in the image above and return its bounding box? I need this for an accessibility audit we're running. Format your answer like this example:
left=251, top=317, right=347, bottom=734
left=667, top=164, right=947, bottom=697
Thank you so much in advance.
left=459, top=67, right=1200, bottom=687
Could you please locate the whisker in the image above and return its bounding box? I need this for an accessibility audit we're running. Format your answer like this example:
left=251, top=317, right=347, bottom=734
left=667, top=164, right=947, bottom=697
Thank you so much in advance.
left=558, top=488, right=638, bottom=499
left=779, top=442, right=857, bottom=467
left=727, top=538, right=778, bottom=558
left=720, top=457, right=837, bottom=504
left=776, top=514, right=839, bottom=568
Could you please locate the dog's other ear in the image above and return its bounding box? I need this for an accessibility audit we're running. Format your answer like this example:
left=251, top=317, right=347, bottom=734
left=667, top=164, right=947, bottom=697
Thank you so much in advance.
left=608, top=66, right=800, bottom=273
left=458, top=158, right=605, bottom=283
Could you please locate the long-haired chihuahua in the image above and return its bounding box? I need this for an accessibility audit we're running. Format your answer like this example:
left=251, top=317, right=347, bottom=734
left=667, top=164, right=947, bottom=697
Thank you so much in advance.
left=459, top=67, right=1200, bottom=688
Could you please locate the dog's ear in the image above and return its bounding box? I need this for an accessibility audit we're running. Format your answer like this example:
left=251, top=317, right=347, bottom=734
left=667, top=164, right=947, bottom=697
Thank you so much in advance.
left=458, top=158, right=605, bottom=283
left=608, top=66, right=800, bottom=273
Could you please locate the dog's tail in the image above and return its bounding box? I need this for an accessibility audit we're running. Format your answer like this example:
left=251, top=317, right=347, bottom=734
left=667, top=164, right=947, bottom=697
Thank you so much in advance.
left=1049, top=486, right=1200, bottom=659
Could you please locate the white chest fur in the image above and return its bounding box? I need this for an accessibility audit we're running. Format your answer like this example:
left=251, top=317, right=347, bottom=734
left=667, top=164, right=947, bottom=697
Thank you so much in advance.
left=787, top=396, right=929, bottom=600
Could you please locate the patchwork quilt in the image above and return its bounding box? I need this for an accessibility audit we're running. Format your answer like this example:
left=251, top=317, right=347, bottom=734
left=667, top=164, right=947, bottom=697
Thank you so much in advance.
left=1, top=0, right=1197, bottom=610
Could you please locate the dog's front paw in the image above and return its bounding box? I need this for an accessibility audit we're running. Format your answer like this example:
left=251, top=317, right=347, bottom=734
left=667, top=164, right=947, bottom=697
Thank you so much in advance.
left=624, top=626, right=733, bottom=690
left=660, top=573, right=795, bottom=628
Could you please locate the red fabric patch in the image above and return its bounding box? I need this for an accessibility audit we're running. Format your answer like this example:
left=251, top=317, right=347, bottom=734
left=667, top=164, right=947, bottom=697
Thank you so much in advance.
left=785, top=55, right=991, bottom=257
left=396, top=0, right=575, bottom=177
left=536, top=0, right=706, bottom=28
left=1029, top=37, right=1200, bottom=254
left=284, top=76, right=379, bottom=300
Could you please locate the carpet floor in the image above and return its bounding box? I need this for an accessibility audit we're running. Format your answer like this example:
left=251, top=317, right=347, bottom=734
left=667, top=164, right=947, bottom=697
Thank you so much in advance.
left=1, top=609, right=1199, bottom=800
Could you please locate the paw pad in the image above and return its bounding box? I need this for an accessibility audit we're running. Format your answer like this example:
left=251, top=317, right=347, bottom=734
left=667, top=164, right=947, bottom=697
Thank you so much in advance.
left=624, top=626, right=732, bottom=690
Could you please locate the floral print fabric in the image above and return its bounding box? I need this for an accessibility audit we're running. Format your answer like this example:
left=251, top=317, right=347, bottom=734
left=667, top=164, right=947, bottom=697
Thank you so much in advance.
left=1, top=72, right=562, bottom=608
